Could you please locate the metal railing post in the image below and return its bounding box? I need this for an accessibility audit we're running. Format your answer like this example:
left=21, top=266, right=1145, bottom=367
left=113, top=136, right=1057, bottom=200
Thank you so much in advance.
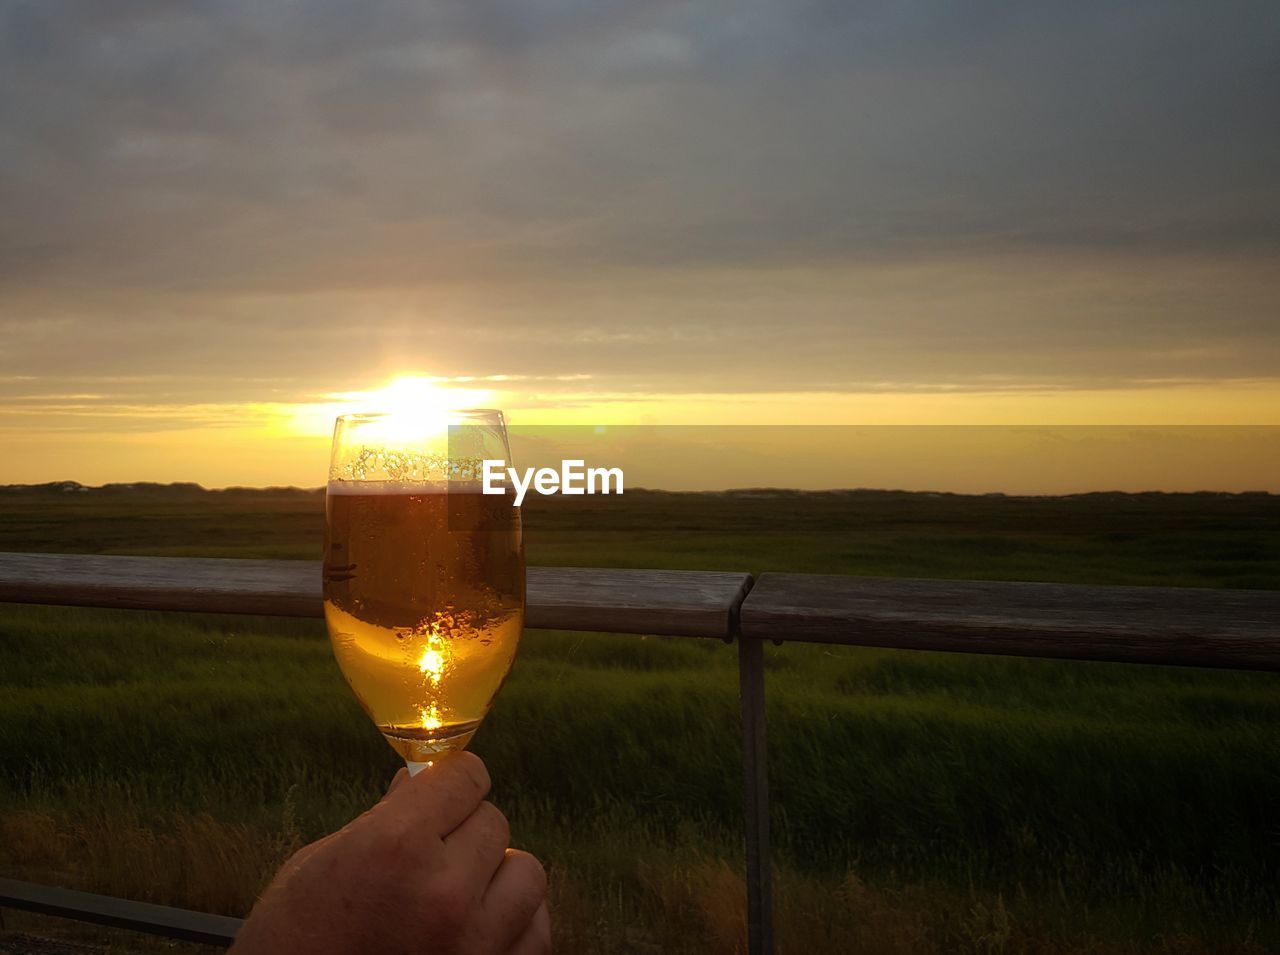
left=738, top=633, right=774, bottom=955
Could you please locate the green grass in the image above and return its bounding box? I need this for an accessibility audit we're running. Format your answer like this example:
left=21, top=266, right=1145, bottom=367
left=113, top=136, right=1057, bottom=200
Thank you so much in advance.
left=3, top=486, right=1278, bottom=587
left=1, top=487, right=1277, bottom=953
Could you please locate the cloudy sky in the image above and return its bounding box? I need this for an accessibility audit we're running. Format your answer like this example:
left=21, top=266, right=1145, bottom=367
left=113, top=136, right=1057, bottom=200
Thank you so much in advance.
left=2, top=0, right=1278, bottom=485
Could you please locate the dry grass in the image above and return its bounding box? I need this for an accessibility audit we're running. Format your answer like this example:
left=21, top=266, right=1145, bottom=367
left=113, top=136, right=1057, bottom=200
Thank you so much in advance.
left=620, top=859, right=1269, bottom=955
left=3, top=813, right=1273, bottom=954
left=0, top=809, right=299, bottom=917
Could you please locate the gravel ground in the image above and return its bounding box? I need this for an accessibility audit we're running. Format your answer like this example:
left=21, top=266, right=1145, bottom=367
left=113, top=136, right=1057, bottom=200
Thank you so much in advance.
left=0, top=935, right=107, bottom=955
left=0, top=930, right=215, bottom=955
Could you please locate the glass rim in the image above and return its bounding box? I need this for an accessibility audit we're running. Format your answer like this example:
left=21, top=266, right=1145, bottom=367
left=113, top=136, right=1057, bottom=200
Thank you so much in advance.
left=334, top=408, right=505, bottom=423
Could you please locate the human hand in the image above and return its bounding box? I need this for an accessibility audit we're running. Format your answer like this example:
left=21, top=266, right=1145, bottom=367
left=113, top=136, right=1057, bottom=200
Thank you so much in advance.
left=231, top=752, right=550, bottom=954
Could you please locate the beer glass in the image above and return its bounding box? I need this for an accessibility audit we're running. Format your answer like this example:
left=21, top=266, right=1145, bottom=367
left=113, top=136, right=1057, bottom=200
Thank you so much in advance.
left=323, top=410, right=524, bottom=773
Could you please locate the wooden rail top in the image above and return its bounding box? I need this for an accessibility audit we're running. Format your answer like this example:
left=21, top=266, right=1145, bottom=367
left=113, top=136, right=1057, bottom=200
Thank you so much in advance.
left=741, top=573, right=1280, bottom=671
left=1, top=553, right=1277, bottom=670
left=0, top=552, right=751, bottom=639
left=0, top=876, right=242, bottom=947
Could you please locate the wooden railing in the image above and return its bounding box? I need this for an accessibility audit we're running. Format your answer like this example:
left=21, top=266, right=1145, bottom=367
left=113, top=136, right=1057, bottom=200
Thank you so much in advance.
left=2, top=552, right=1278, bottom=954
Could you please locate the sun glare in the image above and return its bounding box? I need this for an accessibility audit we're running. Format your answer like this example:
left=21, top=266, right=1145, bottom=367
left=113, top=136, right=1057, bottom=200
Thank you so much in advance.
left=359, top=376, right=495, bottom=421
left=285, top=376, right=497, bottom=438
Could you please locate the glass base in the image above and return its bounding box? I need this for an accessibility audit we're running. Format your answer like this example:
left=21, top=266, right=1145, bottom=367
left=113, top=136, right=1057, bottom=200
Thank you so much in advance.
left=382, top=720, right=480, bottom=770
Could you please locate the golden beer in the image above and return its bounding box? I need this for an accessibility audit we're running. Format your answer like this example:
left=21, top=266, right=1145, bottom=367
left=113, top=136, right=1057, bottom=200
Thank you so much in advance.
left=323, top=478, right=524, bottom=764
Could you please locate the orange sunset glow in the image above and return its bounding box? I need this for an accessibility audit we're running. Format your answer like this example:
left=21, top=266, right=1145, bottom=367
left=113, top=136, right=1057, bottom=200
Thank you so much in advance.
left=1, top=6, right=1277, bottom=491
left=4, top=8, right=1280, bottom=955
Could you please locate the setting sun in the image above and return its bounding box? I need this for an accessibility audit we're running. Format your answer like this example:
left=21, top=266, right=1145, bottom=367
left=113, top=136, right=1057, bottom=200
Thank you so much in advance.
left=284, top=376, right=498, bottom=439
left=339, top=376, right=496, bottom=420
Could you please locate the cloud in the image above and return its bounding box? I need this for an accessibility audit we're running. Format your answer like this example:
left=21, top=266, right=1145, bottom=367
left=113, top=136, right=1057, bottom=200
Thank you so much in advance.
left=0, top=0, right=1277, bottom=402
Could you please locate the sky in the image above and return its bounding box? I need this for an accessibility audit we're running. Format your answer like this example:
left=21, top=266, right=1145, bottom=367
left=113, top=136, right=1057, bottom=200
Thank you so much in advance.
left=1, top=1, right=1278, bottom=488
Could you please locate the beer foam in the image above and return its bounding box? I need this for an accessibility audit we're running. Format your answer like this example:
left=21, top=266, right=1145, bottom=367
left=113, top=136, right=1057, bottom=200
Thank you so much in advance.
left=329, top=445, right=490, bottom=484
left=327, top=479, right=491, bottom=495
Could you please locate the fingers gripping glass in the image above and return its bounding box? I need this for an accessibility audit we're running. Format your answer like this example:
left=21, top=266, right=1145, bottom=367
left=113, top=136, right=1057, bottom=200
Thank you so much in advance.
left=323, top=410, right=525, bottom=774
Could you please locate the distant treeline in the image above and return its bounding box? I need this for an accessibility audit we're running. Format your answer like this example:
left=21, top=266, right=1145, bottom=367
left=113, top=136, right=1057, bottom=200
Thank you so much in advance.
left=1, top=480, right=1273, bottom=500
left=0, top=481, right=321, bottom=496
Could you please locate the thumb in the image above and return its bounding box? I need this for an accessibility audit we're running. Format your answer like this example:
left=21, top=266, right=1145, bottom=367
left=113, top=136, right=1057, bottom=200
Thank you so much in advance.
left=386, top=767, right=411, bottom=796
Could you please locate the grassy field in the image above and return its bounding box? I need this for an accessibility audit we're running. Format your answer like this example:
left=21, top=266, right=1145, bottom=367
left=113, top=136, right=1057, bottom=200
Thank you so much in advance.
left=1, top=486, right=1277, bottom=953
